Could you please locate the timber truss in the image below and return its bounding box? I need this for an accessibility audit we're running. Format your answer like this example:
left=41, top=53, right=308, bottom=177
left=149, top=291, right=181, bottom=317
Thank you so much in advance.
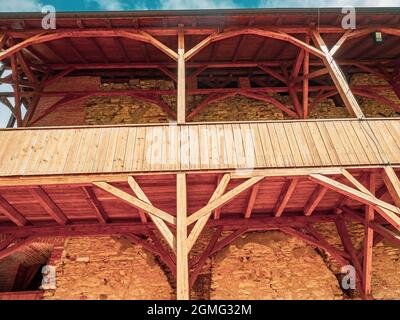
left=0, top=166, right=400, bottom=300
left=0, top=25, right=400, bottom=126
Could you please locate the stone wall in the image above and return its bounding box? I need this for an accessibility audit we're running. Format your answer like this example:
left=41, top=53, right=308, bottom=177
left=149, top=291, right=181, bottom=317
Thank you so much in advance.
left=210, top=231, right=343, bottom=300
left=43, top=236, right=173, bottom=300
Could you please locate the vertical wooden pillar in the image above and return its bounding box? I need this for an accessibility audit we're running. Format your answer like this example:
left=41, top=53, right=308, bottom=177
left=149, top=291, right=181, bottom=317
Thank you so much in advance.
left=302, top=34, right=310, bottom=119
left=177, top=26, right=186, bottom=124
left=362, top=173, right=375, bottom=297
left=176, top=172, right=189, bottom=300
left=311, top=30, right=364, bottom=119
left=10, top=54, right=22, bottom=127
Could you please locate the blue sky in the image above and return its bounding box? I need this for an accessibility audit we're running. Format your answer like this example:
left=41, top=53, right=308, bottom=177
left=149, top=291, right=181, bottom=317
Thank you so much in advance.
left=0, top=0, right=398, bottom=12
left=0, top=0, right=397, bottom=126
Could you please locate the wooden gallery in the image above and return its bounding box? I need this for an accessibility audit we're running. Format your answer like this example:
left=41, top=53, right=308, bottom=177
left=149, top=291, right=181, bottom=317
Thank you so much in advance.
left=0, top=8, right=399, bottom=300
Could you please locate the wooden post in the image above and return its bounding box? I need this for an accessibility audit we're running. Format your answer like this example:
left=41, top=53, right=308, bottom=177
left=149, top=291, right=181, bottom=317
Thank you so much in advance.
left=302, top=34, right=310, bottom=118
left=177, top=25, right=186, bottom=124
left=10, top=54, right=22, bottom=127
left=311, top=30, right=364, bottom=118
left=363, top=173, right=375, bottom=297
left=176, top=173, right=189, bottom=300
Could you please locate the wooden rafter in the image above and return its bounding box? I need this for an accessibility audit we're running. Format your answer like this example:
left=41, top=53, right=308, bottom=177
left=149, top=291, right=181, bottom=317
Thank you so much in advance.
left=244, top=183, right=260, bottom=219
left=93, top=181, right=176, bottom=225
left=82, top=186, right=109, bottom=224
left=382, top=166, right=400, bottom=207
left=0, top=194, right=29, bottom=226
left=31, top=187, right=69, bottom=225
left=274, top=178, right=298, bottom=217
left=303, top=185, right=328, bottom=216
left=310, top=173, right=400, bottom=231
left=186, top=176, right=264, bottom=225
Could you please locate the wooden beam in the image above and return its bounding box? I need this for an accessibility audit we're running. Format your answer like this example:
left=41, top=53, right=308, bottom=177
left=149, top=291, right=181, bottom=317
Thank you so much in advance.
left=0, top=194, right=28, bottom=226
left=186, top=174, right=230, bottom=253
left=148, top=230, right=176, bottom=276
left=31, top=187, right=69, bottom=225
left=363, top=174, right=375, bottom=296
left=311, top=30, right=364, bottom=118
left=177, top=27, right=186, bottom=124
left=93, top=182, right=176, bottom=225
left=341, top=206, right=400, bottom=246
left=329, top=30, right=352, bottom=56
left=127, top=176, right=175, bottom=251
left=187, top=176, right=264, bottom=225
left=274, top=178, right=299, bottom=217
left=310, top=174, right=400, bottom=231
left=304, top=185, right=328, bottom=216
left=382, top=166, right=400, bottom=207
left=189, top=227, right=222, bottom=288
left=82, top=186, right=109, bottom=224
left=244, top=183, right=260, bottom=219
left=176, top=173, right=189, bottom=300
left=302, top=34, right=310, bottom=118
left=10, top=54, right=22, bottom=127
left=280, top=227, right=349, bottom=265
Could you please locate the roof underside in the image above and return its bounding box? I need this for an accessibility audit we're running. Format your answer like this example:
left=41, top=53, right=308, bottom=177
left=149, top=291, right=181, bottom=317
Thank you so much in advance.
left=1, top=8, right=399, bottom=80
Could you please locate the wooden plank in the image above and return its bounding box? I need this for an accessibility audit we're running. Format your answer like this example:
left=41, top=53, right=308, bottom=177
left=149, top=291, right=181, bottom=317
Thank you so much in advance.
left=187, top=176, right=264, bottom=225
left=93, top=181, right=176, bottom=225
left=274, top=178, right=299, bottom=217
left=31, top=187, right=69, bottom=225
left=176, top=172, right=189, bottom=300
left=0, top=194, right=28, bottom=226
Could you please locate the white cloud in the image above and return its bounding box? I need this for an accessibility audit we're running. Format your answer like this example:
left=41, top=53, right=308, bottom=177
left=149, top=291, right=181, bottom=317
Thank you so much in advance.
left=0, top=0, right=43, bottom=12
left=258, top=0, right=400, bottom=7
left=85, top=0, right=125, bottom=11
left=159, top=0, right=238, bottom=10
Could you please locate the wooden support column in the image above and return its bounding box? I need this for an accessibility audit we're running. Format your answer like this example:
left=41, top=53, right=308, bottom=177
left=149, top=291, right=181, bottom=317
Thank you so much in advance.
left=311, top=30, right=364, bottom=118
left=176, top=173, right=189, bottom=300
left=10, top=54, right=22, bottom=127
left=363, top=173, right=375, bottom=297
left=177, top=26, right=186, bottom=124
left=302, top=34, right=310, bottom=118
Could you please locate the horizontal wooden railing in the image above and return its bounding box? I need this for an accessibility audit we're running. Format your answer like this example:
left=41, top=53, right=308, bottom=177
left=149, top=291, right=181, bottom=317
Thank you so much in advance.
left=0, top=118, right=398, bottom=177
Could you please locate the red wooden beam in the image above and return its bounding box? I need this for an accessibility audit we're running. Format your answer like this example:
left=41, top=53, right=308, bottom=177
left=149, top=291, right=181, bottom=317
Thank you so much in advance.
left=274, top=178, right=299, bottom=217
left=244, top=184, right=260, bottom=219
left=30, top=187, right=69, bottom=225
left=363, top=174, right=375, bottom=296
left=10, top=54, right=22, bottom=127
left=280, top=226, right=350, bottom=265
left=304, top=186, right=328, bottom=216
left=0, top=194, right=29, bottom=227
left=302, top=34, right=310, bottom=118
left=82, top=186, right=109, bottom=224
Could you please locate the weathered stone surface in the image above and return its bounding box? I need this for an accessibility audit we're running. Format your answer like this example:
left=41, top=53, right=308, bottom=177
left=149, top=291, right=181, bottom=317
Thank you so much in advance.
left=42, top=236, right=172, bottom=300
